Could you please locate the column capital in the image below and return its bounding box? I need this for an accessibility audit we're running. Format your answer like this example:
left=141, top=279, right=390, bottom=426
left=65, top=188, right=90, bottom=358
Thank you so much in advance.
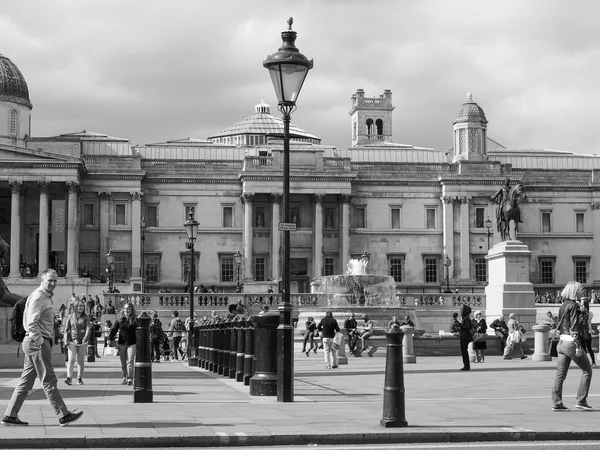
left=98, top=191, right=111, bottom=201
left=591, top=202, right=600, bottom=210
left=341, top=194, right=353, bottom=204
left=313, top=194, right=325, bottom=204
left=9, top=181, right=23, bottom=194
left=440, top=195, right=454, bottom=204
left=460, top=196, right=472, bottom=204
left=269, top=193, right=282, bottom=204
left=241, top=193, right=254, bottom=204
left=37, top=181, right=51, bottom=194
left=130, top=191, right=143, bottom=201
left=66, top=181, right=80, bottom=194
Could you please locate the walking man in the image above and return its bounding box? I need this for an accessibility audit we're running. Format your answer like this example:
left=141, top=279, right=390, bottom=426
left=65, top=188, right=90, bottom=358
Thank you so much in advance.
left=2, top=269, right=83, bottom=427
left=317, top=311, right=340, bottom=370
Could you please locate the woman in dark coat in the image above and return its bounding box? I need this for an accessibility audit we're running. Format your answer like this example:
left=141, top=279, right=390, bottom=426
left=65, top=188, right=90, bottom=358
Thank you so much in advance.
left=458, top=304, right=473, bottom=371
left=473, top=310, right=487, bottom=363
left=107, top=302, right=138, bottom=385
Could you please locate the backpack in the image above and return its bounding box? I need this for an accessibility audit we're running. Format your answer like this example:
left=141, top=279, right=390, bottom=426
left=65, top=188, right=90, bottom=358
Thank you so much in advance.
left=174, top=319, right=185, bottom=332
left=10, top=298, right=27, bottom=343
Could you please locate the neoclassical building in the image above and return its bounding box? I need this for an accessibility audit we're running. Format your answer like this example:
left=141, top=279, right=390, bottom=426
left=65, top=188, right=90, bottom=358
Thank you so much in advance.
left=1, top=51, right=599, bottom=297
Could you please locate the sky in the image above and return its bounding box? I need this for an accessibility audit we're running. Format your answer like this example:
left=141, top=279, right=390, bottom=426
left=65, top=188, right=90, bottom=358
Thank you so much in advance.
left=1, top=0, right=599, bottom=154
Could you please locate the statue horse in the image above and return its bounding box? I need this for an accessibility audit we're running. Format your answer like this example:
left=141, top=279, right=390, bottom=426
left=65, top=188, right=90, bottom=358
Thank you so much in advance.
left=498, top=183, right=525, bottom=241
left=0, top=235, right=24, bottom=307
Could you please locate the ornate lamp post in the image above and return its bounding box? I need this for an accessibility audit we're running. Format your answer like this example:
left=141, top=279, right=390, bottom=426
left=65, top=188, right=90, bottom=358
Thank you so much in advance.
left=140, top=216, right=146, bottom=292
left=444, top=255, right=452, bottom=293
left=234, top=250, right=242, bottom=293
left=183, top=212, right=199, bottom=365
left=106, top=250, right=115, bottom=293
left=484, top=216, right=492, bottom=250
left=264, top=17, right=313, bottom=402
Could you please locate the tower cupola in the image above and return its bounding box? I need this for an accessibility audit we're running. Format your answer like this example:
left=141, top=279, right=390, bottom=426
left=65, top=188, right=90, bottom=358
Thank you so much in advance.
left=452, top=93, right=488, bottom=163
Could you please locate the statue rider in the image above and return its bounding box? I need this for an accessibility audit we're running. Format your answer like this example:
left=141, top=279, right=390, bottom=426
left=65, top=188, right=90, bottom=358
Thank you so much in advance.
left=491, top=177, right=511, bottom=230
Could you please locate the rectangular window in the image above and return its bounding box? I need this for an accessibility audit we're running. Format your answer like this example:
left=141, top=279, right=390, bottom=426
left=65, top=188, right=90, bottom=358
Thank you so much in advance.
left=576, top=213, right=585, bottom=233
left=475, top=207, right=485, bottom=228
left=355, top=207, right=366, bottom=228
left=542, top=212, right=552, bottom=233
left=185, top=205, right=196, bottom=221
left=389, top=256, right=404, bottom=282
left=115, top=204, right=126, bottom=226
left=220, top=255, right=234, bottom=282
left=145, top=254, right=160, bottom=282
left=426, top=208, right=436, bottom=229
left=324, top=257, right=335, bottom=276
left=113, top=253, right=130, bottom=280
left=574, top=259, right=589, bottom=284
left=146, top=206, right=158, bottom=227
left=474, top=257, right=487, bottom=282
left=181, top=253, right=199, bottom=284
left=539, top=258, right=555, bottom=284
left=223, top=205, right=233, bottom=228
left=424, top=257, right=439, bottom=283
left=391, top=207, right=401, bottom=229
left=255, top=257, right=266, bottom=281
left=82, top=204, right=94, bottom=226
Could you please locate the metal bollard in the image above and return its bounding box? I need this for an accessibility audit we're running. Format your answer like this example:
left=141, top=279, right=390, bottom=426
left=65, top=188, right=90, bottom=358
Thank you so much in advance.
left=197, top=323, right=204, bottom=368
left=214, top=321, right=222, bottom=374
left=134, top=311, right=153, bottom=403
left=229, top=321, right=238, bottom=379
left=236, top=319, right=246, bottom=382
left=336, top=333, right=348, bottom=365
left=380, top=324, right=408, bottom=427
left=400, top=325, right=416, bottom=363
left=532, top=323, right=552, bottom=361
left=188, top=320, right=197, bottom=367
left=243, top=319, right=255, bottom=386
left=208, top=322, right=217, bottom=372
left=221, top=321, right=231, bottom=376
left=249, top=312, right=279, bottom=396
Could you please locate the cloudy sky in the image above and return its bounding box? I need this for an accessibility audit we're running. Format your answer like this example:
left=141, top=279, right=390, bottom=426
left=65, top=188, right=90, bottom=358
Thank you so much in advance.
left=1, top=0, right=599, bottom=154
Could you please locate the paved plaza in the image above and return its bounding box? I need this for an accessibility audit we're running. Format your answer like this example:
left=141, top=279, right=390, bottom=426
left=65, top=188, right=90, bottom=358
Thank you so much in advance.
left=1, top=348, right=600, bottom=448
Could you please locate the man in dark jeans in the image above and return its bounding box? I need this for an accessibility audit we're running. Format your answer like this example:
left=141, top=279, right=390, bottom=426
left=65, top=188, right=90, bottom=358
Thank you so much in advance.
left=344, top=312, right=358, bottom=353
left=317, top=311, right=340, bottom=370
left=458, top=304, right=473, bottom=372
left=169, top=311, right=185, bottom=360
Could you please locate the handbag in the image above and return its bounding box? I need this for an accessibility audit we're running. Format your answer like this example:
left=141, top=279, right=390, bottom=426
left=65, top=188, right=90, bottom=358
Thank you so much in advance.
left=472, top=332, right=486, bottom=342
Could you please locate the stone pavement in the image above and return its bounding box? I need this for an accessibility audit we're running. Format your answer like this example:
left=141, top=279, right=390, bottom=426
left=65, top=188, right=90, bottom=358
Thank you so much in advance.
left=1, top=346, right=600, bottom=448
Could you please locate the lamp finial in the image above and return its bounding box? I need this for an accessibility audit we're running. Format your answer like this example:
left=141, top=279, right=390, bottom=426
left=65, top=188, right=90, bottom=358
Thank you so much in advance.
left=287, top=17, right=293, bottom=30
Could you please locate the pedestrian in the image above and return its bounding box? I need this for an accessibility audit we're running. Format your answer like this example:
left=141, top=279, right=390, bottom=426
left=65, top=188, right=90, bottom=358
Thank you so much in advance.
left=490, top=315, right=509, bottom=350
left=168, top=311, right=186, bottom=361
left=458, top=304, right=473, bottom=371
left=344, top=312, right=358, bottom=353
left=359, top=314, right=374, bottom=353
left=107, top=302, right=138, bottom=386
left=149, top=311, right=163, bottom=363
left=551, top=281, right=593, bottom=411
left=301, top=316, right=317, bottom=356
left=388, top=314, right=401, bottom=329
left=317, top=311, right=340, bottom=370
left=472, top=310, right=487, bottom=363
left=1, top=269, right=84, bottom=427
left=449, top=312, right=460, bottom=336
left=63, top=299, right=91, bottom=386
left=103, top=320, right=113, bottom=350
left=400, top=314, right=414, bottom=327
left=503, top=313, right=527, bottom=360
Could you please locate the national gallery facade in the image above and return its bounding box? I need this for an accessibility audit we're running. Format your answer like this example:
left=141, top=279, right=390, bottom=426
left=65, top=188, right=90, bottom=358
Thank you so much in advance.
left=1, top=51, right=599, bottom=297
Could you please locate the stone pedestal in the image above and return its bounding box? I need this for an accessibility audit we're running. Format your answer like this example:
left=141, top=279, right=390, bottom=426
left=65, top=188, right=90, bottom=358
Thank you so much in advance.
left=485, top=240, right=536, bottom=332
left=532, top=323, right=552, bottom=362
left=400, top=325, right=416, bottom=363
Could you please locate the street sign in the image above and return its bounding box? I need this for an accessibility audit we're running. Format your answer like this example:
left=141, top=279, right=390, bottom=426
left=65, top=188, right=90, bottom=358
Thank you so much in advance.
left=278, top=222, right=297, bottom=231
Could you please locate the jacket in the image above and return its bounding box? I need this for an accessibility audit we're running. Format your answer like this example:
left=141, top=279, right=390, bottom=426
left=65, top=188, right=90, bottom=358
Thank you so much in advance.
left=317, top=316, right=340, bottom=338
left=557, top=299, right=583, bottom=345
left=108, top=317, right=138, bottom=346
left=458, top=304, right=473, bottom=341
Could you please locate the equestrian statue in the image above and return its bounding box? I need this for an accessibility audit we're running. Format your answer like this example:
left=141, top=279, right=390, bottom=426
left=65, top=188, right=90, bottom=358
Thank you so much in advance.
left=491, top=177, right=526, bottom=242
left=0, top=235, right=23, bottom=307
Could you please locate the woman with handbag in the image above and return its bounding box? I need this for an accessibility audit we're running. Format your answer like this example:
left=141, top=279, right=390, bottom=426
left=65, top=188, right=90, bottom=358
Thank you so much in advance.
left=302, top=317, right=318, bottom=356
left=63, top=299, right=91, bottom=386
left=472, top=311, right=487, bottom=363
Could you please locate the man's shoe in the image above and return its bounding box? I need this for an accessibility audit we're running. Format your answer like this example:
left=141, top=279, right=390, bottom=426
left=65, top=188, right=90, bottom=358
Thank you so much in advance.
left=552, top=403, right=570, bottom=411
left=305, top=350, right=309, bottom=356
left=1, top=415, right=28, bottom=426
left=520, top=355, right=527, bottom=359
left=77, top=378, right=83, bottom=385
left=332, top=365, right=339, bottom=369
left=64, top=377, right=72, bottom=385
left=575, top=402, right=593, bottom=411
left=127, top=379, right=133, bottom=386
left=592, top=363, right=597, bottom=368
left=459, top=367, right=470, bottom=371
left=325, top=365, right=331, bottom=369
left=59, top=410, right=83, bottom=427
left=313, top=347, right=317, bottom=354
left=121, top=378, right=127, bottom=385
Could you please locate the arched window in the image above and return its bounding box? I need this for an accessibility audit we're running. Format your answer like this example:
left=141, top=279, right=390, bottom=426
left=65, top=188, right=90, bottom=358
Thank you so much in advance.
left=376, top=119, right=383, bottom=137
left=10, top=110, right=18, bottom=137
left=366, top=118, right=374, bottom=137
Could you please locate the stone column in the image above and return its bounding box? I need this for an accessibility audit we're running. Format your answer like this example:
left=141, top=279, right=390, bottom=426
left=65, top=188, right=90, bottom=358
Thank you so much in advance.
left=459, top=196, right=472, bottom=280
left=130, top=192, right=143, bottom=278
left=66, top=181, right=80, bottom=278
left=8, top=181, right=22, bottom=278
left=98, top=192, right=111, bottom=266
left=242, top=193, right=254, bottom=281
left=313, top=194, right=325, bottom=279
left=37, top=181, right=51, bottom=275
left=592, top=202, right=600, bottom=283
left=341, top=194, right=352, bottom=272
left=270, top=193, right=281, bottom=282
left=441, top=195, right=454, bottom=275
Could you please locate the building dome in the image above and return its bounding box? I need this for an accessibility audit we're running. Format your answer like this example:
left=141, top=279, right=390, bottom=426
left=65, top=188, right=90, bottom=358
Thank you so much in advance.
left=0, top=53, right=32, bottom=108
left=454, top=92, right=486, bottom=124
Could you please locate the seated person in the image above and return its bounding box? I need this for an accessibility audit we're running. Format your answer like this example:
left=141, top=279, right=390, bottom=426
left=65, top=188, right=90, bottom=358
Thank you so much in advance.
left=449, top=312, right=460, bottom=336
left=400, top=315, right=414, bottom=327
left=359, top=314, right=374, bottom=352
left=344, top=313, right=358, bottom=352
left=388, top=315, right=401, bottom=329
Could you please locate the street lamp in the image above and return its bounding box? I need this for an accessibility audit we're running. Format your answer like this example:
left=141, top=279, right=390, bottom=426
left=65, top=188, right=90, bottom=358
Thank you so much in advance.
left=264, top=17, right=313, bottom=403
left=444, top=254, right=452, bottom=293
left=484, top=216, right=492, bottom=250
left=183, top=212, right=199, bottom=366
left=140, top=216, right=146, bottom=291
left=234, top=250, right=242, bottom=293
left=106, top=250, right=115, bottom=293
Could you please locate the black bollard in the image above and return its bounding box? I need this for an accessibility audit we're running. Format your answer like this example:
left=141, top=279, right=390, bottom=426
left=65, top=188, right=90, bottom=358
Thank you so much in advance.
left=199, top=323, right=206, bottom=369
left=229, top=321, right=238, bottom=378
left=243, top=320, right=255, bottom=386
left=380, top=324, right=407, bottom=427
left=134, top=311, right=153, bottom=403
left=249, top=312, right=279, bottom=396
left=236, top=319, right=246, bottom=382
left=210, top=321, right=219, bottom=373
left=221, top=321, right=230, bottom=376
left=213, top=322, right=221, bottom=373
left=190, top=323, right=199, bottom=367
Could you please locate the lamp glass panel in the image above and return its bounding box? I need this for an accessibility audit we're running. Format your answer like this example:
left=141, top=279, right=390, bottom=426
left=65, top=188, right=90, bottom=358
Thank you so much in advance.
left=268, top=64, right=308, bottom=104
